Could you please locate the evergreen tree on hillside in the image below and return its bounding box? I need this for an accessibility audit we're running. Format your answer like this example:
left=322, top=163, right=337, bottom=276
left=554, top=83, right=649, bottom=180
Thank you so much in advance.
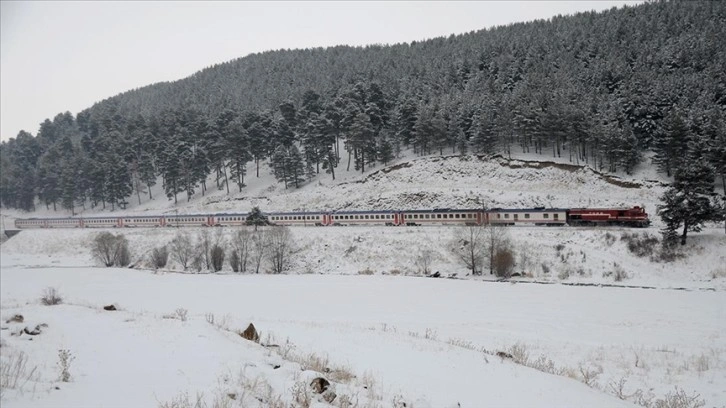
left=245, top=206, right=269, bottom=231
left=653, top=110, right=690, bottom=177
left=657, top=145, right=721, bottom=246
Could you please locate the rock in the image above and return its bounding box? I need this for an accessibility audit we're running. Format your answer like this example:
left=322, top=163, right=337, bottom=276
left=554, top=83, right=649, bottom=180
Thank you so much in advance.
left=23, top=325, right=43, bottom=335
left=431, top=271, right=441, bottom=278
left=310, top=377, right=330, bottom=394
left=240, top=323, right=259, bottom=342
left=5, top=314, right=24, bottom=323
left=103, top=305, right=117, bottom=311
left=322, top=390, right=337, bottom=403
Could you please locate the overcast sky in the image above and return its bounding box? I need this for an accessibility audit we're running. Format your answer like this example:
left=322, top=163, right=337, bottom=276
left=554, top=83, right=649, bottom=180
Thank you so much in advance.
left=0, top=1, right=642, bottom=142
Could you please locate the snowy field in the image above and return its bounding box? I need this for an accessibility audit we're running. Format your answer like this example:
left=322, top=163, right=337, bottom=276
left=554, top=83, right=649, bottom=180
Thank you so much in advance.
left=1, top=227, right=725, bottom=407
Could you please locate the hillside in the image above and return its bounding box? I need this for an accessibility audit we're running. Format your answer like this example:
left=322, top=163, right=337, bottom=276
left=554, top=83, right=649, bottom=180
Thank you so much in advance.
left=3, top=152, right=725, bottom=291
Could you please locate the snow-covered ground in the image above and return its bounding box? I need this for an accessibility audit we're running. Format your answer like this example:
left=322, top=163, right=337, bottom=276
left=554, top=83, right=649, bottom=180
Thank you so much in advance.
left=2, top=256, right=724, bottom=407
left=2, top=151, right=725, bottom=407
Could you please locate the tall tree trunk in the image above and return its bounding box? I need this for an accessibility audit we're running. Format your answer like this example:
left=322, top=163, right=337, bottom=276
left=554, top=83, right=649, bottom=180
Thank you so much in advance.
left=223, top=165, right=229, bottom=194
left=329, top=151, right=336, bottom=180
left=681, top=220, right=688, bottom=245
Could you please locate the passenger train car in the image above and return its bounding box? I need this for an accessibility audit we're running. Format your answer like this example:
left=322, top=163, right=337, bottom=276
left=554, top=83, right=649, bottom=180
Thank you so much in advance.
left=13, top=206, right=650, bottom=229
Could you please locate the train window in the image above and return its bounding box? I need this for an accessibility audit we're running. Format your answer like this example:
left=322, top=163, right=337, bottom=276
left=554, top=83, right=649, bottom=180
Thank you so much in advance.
left=364, top=215, right=369, bottom=219
left=554, top=214, right=559, bottom=220
left=435, top=214, right=440, bottom=219
left=543, top=214, right=549, bottom=219
left=525, top=214, right=530, bottom=219
left=514, top=214, right=518, bottom=220
left=505, top=214, right=509, bottom=219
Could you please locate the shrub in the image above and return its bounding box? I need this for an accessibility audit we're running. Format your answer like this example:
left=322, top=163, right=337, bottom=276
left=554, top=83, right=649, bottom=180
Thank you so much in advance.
left=116, top=238, right=131, bottom=267
left=653, top=387, right=705, bottom=408
left=0, top=350, right=39, bottom=392
left=541, top=263, right=551, bottom=274
left=621, top=232, right=659, bottom=257
left=357, top=268, right=375, bottom=275
left=151, top=246, right=169, bottom=269
left=414, top=250, right=433, bottom=275
left=175, top=308, right=188, bottom=322
left=229, top=251, right=241, bottom=273
left=493, top=248, right=516, bottom=278
left=41, top=287, right=63, bottom=305
left=57, top=349, right=74, bottom=382
left=210, top=244, right=225, bottom=272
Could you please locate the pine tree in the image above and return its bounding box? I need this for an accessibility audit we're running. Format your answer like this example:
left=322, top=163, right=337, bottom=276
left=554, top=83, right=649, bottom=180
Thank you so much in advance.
left=657, top=147, right=720, bottom=245
left=245, top=206, right=269, bottom=231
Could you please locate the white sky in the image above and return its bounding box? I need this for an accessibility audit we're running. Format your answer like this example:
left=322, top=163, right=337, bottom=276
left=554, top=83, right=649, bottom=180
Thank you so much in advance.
left=0, top=1, right=641, bottom=142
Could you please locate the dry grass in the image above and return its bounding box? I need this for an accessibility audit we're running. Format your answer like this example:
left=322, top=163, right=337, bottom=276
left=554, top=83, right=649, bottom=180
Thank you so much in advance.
left=40, top=287, right=62, bottom=306
left=0, top=349, right=40, bottom=396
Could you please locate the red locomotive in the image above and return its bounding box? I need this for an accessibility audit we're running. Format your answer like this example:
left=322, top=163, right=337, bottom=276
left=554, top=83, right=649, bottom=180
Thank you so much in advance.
left=567, top=206, right=650, bottom=227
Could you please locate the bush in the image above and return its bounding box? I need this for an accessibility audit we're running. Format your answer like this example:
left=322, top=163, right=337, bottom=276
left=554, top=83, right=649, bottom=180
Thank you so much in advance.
left=41, top=287, right=62, bottom=305
left=621, top=232, right=659, bottom=257
left=210, top=244, right=225, bottom=272
left=414, top=250, right=433, bottom=275
left=229, top=250, right=241, bottom=273
left=150, top=246, right=169, bottom=269
left=57, top=349, right=74, bottom=382
left=493, top=248, right=516, bottom=278
left=91, top=232, right=131, bottom=267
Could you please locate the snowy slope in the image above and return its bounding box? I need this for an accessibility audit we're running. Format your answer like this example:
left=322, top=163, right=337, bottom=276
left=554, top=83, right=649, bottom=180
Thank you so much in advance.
left=4, top=262, right=724, bottom=407
left=0, top=150, right=669, bottom=218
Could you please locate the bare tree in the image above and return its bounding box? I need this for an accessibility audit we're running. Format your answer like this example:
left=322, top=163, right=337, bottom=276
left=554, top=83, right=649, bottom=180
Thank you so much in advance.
left=92, top=232, right=118, bottom=267
left=170, top=231, right=194, bottom=271
left=230, top=228, right=253, bottom=273
left=450, top=225, right=486, bottom=275
left=415, top=249, right=434, bottom=275
left=197, top=229, right=213, bottom=270
left=91, top=232, right=131, bottom=267
left=150, top=246, right=169, bottom=269
left=485, top=224, right=510, bottom=275
left=267, top=226, right=294, bottom=274
left=250, top=229, right=268, bottom=274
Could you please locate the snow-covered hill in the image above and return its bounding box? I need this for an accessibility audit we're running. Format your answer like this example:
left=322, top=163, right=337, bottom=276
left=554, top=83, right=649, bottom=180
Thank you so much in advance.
left=0, top=150, right=669, bottom=219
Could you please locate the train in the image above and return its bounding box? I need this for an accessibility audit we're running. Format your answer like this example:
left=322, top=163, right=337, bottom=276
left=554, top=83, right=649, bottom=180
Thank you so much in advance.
left=13, top=206, right=650, bottom=229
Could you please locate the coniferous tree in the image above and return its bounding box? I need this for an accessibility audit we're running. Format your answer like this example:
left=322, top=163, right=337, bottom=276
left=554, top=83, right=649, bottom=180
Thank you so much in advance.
left=657, top=147, right=721, bottom=245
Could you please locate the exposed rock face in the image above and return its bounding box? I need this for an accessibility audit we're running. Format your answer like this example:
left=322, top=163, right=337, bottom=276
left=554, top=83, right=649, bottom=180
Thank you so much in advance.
left=5, top=314, right=24, bottom=323
left=240, top=323, right=260, bottom=343
left=310, top=377, right=330, bottom=394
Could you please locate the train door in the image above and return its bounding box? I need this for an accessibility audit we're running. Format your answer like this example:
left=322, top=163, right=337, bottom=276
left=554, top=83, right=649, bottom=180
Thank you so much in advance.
left=207, top=216, right=215, bottom=226
left=79, top=219, right=85, bottom=228
left=116, top=218, right=123, bottom=228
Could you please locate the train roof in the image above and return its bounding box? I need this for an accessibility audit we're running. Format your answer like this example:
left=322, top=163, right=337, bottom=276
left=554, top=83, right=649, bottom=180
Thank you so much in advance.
left=331, top=210, right=399, bottom=214
left=403, top=209, right=481, bottom=213
left=487, top=208, right=569, bottom=212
